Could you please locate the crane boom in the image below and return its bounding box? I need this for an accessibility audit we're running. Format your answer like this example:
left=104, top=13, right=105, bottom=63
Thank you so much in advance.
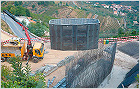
left=3, top=10, right=33, bottom=63
left=3, top=10, right=32, bottom=46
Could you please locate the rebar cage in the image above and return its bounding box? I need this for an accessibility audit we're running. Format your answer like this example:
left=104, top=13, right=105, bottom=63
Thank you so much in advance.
left=65, top=43, right=117, bottom=88
left=49, top=18, right=100, bottom=50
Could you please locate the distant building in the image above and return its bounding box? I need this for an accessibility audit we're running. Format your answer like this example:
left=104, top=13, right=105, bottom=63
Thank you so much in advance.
left=133, top=21, right=139, bottom=25
left=128, top=6, right=132, bottom=11
left=120, top=12, right=125, bottom=16
left=113, top=8, right=116, bottom=11
left=114, top=11, right=118, bottom=15
left=96, top=2, right=99, bottom=4
left=110, top=6, right=113, bottom=8
left=104, top=5, right=109, bottom=8
left=101, top=4, right=106, bottom=6
left=94, top=4, right=97, bottom=6
left=27, top=17, right=32, bottom=20
left=29, top=20, right=36, bottom=24
left=16, top=16, right=30, bottom=26
left=112, top=4, right=116, bottom=6
left=44, top=31, right=50, bottom=36
left=125, top=6, right=132, bottom=11
left=86, top=1, right=90, bottom=3
left=27, top=17, right=36, bottom=24
left=134, top=10, right=137, bottom=12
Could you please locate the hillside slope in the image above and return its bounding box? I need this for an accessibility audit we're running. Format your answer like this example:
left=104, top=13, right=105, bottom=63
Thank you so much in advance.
left=1, top=1, right=139, bottom=38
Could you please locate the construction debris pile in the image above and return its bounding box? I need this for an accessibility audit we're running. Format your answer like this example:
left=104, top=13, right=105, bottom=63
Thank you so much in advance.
left=34, top=56, right=75, bottom=77
left=65, top=43, right=117, bottom=88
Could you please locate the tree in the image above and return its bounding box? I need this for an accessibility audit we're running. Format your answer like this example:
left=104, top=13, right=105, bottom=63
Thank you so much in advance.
left=32, top=5, right=35, bottom=8
left=124, top=31, right=130, bottom=36
left=14, top=1, right=19, bottom=6
left=27, top=23, right=46, bottom=37
left=118, top=27, right=124, bottom=35
left=7, top=4, right=13, bottom=10
left=55, top=10, right=58, bottom=15
left=25, top=9, right=30, bottom=17
left=15, top=6, right=26, bottom=16
left=14, top=1, right=22, bottom=6
left=9, top=6, right=16, bottom=15
left=22, top=20, right=26, bottom=26
left=60, top=1, right=62, bottom=4
left=59, top=1, right=62, bottom=6
left=1, top=56, right=46, bottom=88
left=37, top=1, right=41, bottom=5
left=66, top=3, right=68, bottom=6
left=1, top=7, right=8, bottom=12
left=19, top=1, right=22, bottom=5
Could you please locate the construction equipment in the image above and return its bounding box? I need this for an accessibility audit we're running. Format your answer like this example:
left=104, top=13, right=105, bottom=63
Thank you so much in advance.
left=2, top=10, right=45, bottom=64
left=10, top=37, right=20, bottom=45
left=1, top=42, right=26, bottom=62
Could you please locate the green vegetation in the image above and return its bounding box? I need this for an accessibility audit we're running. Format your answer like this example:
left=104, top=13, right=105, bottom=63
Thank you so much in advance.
left=37, top=1, right=55, bottom=7
left=1, top=56, right=46, bottom=88
left=135, top=74, right=139, bottom=88
left=1, top=2, right=56, bottom=37
left=41, top=6, right=61, bottom=16
left=1, top=1, right=139, bottom=38
left=30, top=12, right=56, bottom=27
left=27, top=22, right=47, bottom=37
left=32, top=5, right=35, bottom=8
left=1, top=5, right=30, bottom=17
left=14, top=1, right=22, bottom=6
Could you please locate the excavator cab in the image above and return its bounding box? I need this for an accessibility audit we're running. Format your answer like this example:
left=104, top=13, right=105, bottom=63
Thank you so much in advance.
left=32, top=42, right=44, bottom=63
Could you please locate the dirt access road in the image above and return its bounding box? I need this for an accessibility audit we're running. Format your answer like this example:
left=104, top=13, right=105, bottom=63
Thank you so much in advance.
left=1, top=41, right=77, bottom=87
left=1, top=42, right=77, bottom=71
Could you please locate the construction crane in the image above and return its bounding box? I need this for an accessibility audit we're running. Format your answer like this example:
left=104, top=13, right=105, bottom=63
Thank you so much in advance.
left=2, top=10, right=44, bottom=64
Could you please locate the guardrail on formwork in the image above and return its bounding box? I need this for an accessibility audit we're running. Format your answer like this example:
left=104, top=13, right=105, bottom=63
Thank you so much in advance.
left=1, top=28, right=50, bottom=45
left=1, top=35, right=139, bottom=46
left=1, top=38, right=50, bottom=46
left=98, top=35, right=139, bottom=44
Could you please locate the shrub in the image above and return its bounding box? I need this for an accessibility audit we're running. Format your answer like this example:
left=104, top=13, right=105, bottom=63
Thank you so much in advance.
left=1, top=56, right=46, bottom=88
left=136, top=74, right=139, bottom=88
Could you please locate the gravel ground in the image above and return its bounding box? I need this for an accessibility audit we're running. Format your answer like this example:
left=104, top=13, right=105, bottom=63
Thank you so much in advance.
left=1, top=42, right=77, bottom=71
left=45, top=66, right=66, bottom=88
left=1, top=37, right=139, bottom=88
left=1, top=42, right=77, bottom=87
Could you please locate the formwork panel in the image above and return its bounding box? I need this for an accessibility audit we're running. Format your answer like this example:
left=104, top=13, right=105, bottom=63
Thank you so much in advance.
left=49, top=18, right=100, bottom=50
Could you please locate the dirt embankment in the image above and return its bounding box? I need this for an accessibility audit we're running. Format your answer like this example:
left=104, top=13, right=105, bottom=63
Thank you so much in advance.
left=1, top=31, right=12, bottom=41
left=1, top=19, right=15, bottom=36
